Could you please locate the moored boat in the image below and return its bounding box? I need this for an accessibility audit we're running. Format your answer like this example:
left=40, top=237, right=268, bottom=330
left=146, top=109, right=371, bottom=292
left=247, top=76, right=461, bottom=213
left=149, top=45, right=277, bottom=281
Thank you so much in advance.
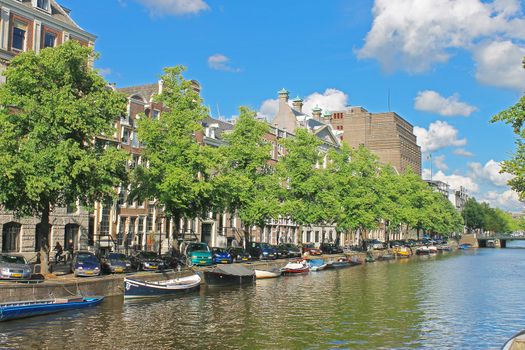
left=458, top=243, right=472, bottom=250
left=254, top=268, right=281, bottom=279
left=307, top=259, right=327, bottom=272
left=416, top=246, right=430, bottom=255
left=124, top=274, right=201, bottom=298
left=428, top=245, right=438, bottom=254
left=393, top=246, right=411, bottom=258
left=203, top=265, right=255, bottom=286
left=437, top=244, right=452, bottom=252
left=326, top=257, right=362, bottom=269
left=281, top=260, right=310, bottom=275
left=502, top=329, right=525, bottom=350
left=377, top=253, right=395, bottom=261
left=0, top=296, right=104, bottom=322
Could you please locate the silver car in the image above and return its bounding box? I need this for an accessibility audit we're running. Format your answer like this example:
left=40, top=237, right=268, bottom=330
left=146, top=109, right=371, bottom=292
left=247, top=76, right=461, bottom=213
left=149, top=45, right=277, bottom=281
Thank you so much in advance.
left=0, top=254, right=32, bottom=280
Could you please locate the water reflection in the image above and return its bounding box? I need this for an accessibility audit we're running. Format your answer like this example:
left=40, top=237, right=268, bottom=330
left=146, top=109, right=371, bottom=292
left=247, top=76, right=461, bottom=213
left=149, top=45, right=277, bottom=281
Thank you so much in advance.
left=2, top=249, right=525, bottom=349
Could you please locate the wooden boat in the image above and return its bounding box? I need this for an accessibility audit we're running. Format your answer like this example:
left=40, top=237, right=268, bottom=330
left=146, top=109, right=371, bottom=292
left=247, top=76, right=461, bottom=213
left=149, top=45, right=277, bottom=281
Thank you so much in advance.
left=254, top=268, right=281, bottom=279
left=377, top=253, right=395, bottom=261
left=280, top=260, right=310, bottom=275
left=0, top=296, right=103, bottom=322
left=307, top=259, right=327, bottom=272
left=437, top=244, right=452, bottom=252
left=326, top=257, right=362, bottom=269
left=124, top=274, right=201, bottom=298
left=365, top=255, right=376, bottom=263
left=203, top=265, right=255, bottom=286
left=502, top=329, right=525, bottom=350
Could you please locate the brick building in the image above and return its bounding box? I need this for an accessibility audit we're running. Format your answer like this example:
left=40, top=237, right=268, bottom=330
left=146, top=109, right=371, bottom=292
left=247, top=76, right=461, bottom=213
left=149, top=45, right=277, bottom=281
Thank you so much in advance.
left=327, top=106, right=421, bottom=175
left=0, top=0, right=96, bottom=259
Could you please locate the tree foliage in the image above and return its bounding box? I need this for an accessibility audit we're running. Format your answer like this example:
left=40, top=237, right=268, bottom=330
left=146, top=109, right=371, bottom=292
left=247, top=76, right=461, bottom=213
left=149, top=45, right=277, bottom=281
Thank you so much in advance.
left=462, top=197, right=517, bottom=233
left=132, top=66, right=214, bottom=227
left=0, top=41, right=128, bottom=272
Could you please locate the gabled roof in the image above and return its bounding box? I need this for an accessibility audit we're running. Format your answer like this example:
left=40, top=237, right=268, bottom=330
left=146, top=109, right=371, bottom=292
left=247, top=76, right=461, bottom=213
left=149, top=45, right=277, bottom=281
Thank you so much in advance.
left=118, top=84, right=159, bottom=102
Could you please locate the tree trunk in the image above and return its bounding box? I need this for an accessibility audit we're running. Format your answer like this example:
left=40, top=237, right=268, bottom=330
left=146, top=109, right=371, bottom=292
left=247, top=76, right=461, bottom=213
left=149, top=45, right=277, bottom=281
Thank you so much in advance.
left=40, top=202, right=50, bottom=275
left=416, top=227, right=421, bottom=240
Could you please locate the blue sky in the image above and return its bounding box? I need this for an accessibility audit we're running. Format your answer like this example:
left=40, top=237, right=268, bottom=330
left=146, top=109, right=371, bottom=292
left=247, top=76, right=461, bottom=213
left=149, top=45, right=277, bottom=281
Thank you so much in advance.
left=60, top=0, right=525, bottom=212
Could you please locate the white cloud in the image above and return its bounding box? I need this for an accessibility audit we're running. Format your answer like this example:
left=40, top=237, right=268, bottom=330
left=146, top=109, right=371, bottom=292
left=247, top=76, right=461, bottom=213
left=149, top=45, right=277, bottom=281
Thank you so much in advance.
left=97, top=68, right=112, bottom=76
left=207, top=54, right=241, bottom=73
left=434, top=155, right=448, bottom=171
left=256, top=98, right=279, bottom=121
left=468, top=159, right=515, bottom=186
left=300, top=89, right=349, bottom=115
left=453, top=148, right=474, bottom=157
left=414, top=90, right=477, bottom=117
left=256, top=88, right=349, bottom=121
left=422, top=168, right=479, bottom=193
left=481, top=189, right=524, bottom=212
left=414, top=120, right=467, bottom=153
left=136, top=0, right=209, bottom=16
left=473, top=40, right=525, bottom=91
left=358, top=0, right=525, bottom=90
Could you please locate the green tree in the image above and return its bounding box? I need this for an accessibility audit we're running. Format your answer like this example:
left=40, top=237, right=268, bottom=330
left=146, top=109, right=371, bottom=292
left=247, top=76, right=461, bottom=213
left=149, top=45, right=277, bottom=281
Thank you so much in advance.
left=213, top=107, right=279, bottom=245
left=462, top=198, right=485, bottom=233
left=277, top=128, right=334, bottom=243
left=0, top=41, right=128, bottom=273
left=132, top=66, right=213, bottom=244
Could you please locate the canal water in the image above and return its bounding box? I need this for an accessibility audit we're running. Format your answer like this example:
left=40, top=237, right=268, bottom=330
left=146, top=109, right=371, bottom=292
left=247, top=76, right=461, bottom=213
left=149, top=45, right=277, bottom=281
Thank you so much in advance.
left=2, top=244, right=525, bottom=349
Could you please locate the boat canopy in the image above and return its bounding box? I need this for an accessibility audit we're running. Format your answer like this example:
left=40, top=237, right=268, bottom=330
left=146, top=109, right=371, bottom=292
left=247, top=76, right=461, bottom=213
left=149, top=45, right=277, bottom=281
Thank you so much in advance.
left=211, top=265, right=254, bottom=276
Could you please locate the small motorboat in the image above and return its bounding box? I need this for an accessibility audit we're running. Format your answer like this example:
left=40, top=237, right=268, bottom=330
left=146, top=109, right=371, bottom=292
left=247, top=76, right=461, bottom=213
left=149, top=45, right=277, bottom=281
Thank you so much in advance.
left=307, top=259, right=327, bottom=272
left=280, top=260, right=310, bottom=275
left=365, top=253, right=376, bottom=263
left=428, top=245, right=438, bottom=254
left=203, top=265, right=255, bottom=286
left=437, top=244, right=452, bottom=252
left=124, top=274, right=201, bottom=298
left=377, top=253, right=395, bottom=261
left=459, top=243, right=472, bottom=250
left=393, top=246, right=411, bottom=258
left=416, top=246, right=430, bottom=255
left=327, top=257, right=362, bottom=269
left=254, top=268, right=281, bottom=279
left=0, top=296, right=104, bottom=322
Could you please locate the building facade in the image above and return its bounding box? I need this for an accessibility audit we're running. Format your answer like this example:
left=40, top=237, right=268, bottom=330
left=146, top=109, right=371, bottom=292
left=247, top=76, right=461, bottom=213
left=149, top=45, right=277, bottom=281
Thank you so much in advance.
left=0, top=0, right=95, bottom=259
left=327, top=106, right=422, bottom=175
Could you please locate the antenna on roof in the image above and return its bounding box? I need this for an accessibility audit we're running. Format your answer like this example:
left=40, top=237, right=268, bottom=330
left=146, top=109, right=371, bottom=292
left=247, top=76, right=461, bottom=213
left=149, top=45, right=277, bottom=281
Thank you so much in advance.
left=208, top=105, right=213, bottom=118
left=388, top=88, right=390, bottom=112
left=216, top=104, right=221, bottom=120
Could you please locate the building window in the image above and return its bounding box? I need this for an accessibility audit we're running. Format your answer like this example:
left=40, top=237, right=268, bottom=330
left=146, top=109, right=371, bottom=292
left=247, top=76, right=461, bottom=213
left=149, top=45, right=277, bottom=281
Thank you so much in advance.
left=66, top=202, right=77, bottom=214
left=99, top=205, right=110, bottom=236
left=117, top=187, right=126, bottom=206
left=2, top=222, right=21, bottom=252
left=121, top=128, right=131, bottom=144
left=147, top=206, right=154, bottom=232
left=12, top=21, right=27, bottom=51
left=64, top=224, right=79, bottom=250
left=152, top=110, right=160, bottom=120
left=43, top=32, right=56, bottom=48
left=36, top=0, right=50, bottom=10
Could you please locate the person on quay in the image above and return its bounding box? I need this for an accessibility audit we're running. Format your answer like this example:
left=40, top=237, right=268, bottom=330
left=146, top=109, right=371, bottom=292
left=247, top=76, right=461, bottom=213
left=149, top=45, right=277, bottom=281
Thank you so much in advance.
left=54, top=241, right=63, bottom=263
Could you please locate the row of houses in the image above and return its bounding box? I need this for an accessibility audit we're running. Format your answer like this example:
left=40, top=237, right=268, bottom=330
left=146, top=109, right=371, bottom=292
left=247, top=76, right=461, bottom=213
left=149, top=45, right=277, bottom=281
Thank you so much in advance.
left=0, top=0, right=423, bottom=259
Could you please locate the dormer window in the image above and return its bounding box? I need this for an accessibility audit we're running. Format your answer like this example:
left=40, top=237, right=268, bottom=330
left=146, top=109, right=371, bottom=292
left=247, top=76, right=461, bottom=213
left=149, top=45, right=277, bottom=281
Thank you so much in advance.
left=36, top=0, right=50, bottom=11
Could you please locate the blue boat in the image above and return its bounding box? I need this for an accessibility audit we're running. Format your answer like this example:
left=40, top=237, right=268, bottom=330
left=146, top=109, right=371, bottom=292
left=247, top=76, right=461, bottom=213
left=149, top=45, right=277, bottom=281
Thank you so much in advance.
left=459, top=243, right=472, bottom=250
left=0, top=296, right=104, bottom=322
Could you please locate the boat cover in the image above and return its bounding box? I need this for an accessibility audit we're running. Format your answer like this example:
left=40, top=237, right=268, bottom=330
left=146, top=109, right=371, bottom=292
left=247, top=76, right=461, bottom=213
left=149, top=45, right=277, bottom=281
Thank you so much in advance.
left=211, top=264, right=254, bottom=276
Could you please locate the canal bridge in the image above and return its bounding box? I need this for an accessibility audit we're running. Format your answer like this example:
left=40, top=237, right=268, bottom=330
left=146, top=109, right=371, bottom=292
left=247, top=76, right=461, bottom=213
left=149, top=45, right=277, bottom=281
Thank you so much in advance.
left=476, top=234, right=525, bottom=248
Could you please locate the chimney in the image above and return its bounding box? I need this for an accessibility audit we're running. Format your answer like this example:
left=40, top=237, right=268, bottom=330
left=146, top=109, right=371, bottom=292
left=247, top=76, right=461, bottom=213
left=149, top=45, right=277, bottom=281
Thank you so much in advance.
left=278, top=88, right=289, bottom=105
left=292, top=96, right=303, bottom=113
left=158, top=79, right=164, bottom=95
left=312, top=105, right=322, bottom=120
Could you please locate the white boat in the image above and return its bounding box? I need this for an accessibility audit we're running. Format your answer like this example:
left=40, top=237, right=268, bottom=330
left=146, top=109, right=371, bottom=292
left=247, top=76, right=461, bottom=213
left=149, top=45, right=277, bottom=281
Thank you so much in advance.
left=124, top=274, right=201, bottom=299
left=307, top=258, right=327, bottom=272
left=280, top=260, right=310, bottom=275
left=254, top=268, right=281, bottom=279
left=428, top=245, right=438, bottom=254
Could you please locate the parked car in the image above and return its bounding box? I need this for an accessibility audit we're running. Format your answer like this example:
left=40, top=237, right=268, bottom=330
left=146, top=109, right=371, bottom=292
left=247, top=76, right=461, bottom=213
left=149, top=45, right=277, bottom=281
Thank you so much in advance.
left=247, top=242, right=277, bottom=260
left=130, top=251, right=166, bottom=271
left=320, top=243, right=343, bottom=254
left=101, top=252, right=131, bottom=274
left=280, top=243, right=302, bottom=258
left=212, top=247, right=233, bottom=264
left=0, top=254, right=32, bottom=280
left=367, top=240, right=386, bottom=250
left=273, top=245, right=289, bottom=259
left=228, top=247, right=251, bottom=262
left=185, top=242, right=213, bottom=266
left=302, top=243, right=322, bottom=256
left=71, top=251, right=101, bottom=277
